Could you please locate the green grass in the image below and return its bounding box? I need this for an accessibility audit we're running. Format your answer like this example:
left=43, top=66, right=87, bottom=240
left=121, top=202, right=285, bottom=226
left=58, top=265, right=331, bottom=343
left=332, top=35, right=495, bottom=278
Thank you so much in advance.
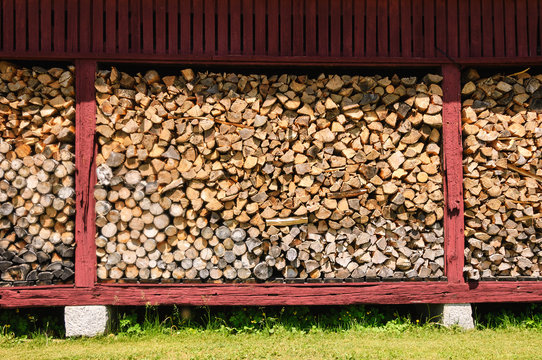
left=1, top=327, right=542, bottom=360
left=2, top=304, right=542, bottom=359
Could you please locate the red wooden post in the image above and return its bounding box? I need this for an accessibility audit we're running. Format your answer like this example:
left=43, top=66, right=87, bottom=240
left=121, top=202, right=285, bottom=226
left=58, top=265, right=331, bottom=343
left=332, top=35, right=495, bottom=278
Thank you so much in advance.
left=75, top=60, right=97, bottom=288
left=442, top=64, right=464, bottom=284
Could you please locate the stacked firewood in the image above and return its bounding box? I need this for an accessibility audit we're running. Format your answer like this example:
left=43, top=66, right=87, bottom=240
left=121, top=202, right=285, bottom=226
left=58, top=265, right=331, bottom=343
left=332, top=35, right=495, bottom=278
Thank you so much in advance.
left=95, top=67, right=445, bottom=282
left=462, top=69, right=542, bottom=279
left=0, top=62, right=75, bottom=285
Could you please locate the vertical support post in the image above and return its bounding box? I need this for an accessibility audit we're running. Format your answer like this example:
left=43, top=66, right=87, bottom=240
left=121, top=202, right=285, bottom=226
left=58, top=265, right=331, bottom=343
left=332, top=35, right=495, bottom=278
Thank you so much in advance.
left=75, top=60, right=97, bottom=288
left=442, top=64, right=464, bottom=284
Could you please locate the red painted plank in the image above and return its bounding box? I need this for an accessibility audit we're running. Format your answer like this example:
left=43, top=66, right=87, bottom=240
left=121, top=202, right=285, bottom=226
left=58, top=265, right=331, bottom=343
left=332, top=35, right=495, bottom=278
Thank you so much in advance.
left=527, top=0, right=538, bottom=56
left=399, top=0, right=411, bottom=57
left=305, top=0, right=317, bottom=56
left=504, top=0, right=516, bottom=56
left=242, top=0, right=254, bottom=55
left=66, top=0, right=79, bottom=52
left=92, top=0, right=104, bottom=53
left=155, top=0, right=167, bottom=54
left=2, top=0, right=14, bottom=52
left=435, top=0, right=446, bottom=58
left=423, top=0, right=434, bottom=57
left=206, top=0, right=217, bottom=55
left=267, top=0, right=279, bottom=55
left=516, top=0, right=529, bottom=57
left=27, top=0, right=40, bottom=52
left=330, top=0, right=341, bottom=56
left=442, top=64, right=464, bottom=285
left=118, top=0, right=130, bottom=53
left=481, top=0, right=493, bottom=57
left=280, top=0, right=292, bottom=56
left=192, top=0, right=204, bottom=55
left=15, top=0, right=27, bottom=52
left=411, top=0, right=423, bottom=56
left=458, top=0, right=469, bottom=58
left=254, top=0, right=266, bottom=55
left=78, top=0, right=91, bottom=53
left=469, top=0, right=482, bottom=57
left=74, top=60, right=97, bottom=289
left=230, top=0, right=242, bottom=54
left=492, top=0, right=505, bottom=57
left=6, top=282, right=542, bottom=307
left=342, top=0, right=353, bottom=57
left=365, top=0, right=376, bottom=56
left=105, top=0, right=117, bottom=54
left=353, top=0, right=365, bottom=57
left=377, top=0, right=388, bottom=57
left=167, top=0, right=179, bottom=54
left=317, top=0, right=329, bottom=56
left=129, top=0, right=141, bottom=53
left=179, top=0, right=190, bottom=54
left=388, top=0, right=400, bottom=57
left=446, top=0, right=458, bottom=58
left=292, top=0, right=303, bottom=56
left=53, top=0, right=66, bottom=52
left=142, top=0, right=154, bottom=53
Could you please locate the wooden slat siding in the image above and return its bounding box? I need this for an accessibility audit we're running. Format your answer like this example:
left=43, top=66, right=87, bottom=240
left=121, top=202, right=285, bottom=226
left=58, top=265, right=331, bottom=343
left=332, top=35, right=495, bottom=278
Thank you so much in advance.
left=365, top=0, right=376, bottom=56
left=411, top=0, right=423, bottom=57
left=67, top=0, right=79, bottom=52
left=469, top=0, right=482, bottom=57
left=179, top=0, right=190, bottom=54
left=27, top=0, right=40, bottom=52
left=53, top=0, right=66, bottom=53
left=458, top=0, right=468, bottom=58
left=78, top=0, right=91, bottom=53
left=105, top=0, right=117, bottom=54
left=193, top=0, right=204, bottom=55
left=527, top=0, right=538, bottom=56
left=230, top=0, right=241, bottom=54
left=481, top=0, right=492, bottom=57
left=129, top=0, right=141, bottom=53
left=14, top=0, right=27, bottom=52
left=400, top=0, right=411, bottom=58
left=342, top=0, right=353, bottom=57
left=504, top=0, right=516, bottom=57
left=442, top=64, right=464, bottom=284
left=492, top=0, right=505, bottom=57
left=142, top=0, right=153, bottom=53
left=3, top=0, right=15, bottom=52
left=377, top=0, right=388, bottom=57
left=92, top=0, right=104, bottom=53
left=118, top=0, right=130, bottom=53
left=155, top=0, right=167, bottom=54
left=423, top=0, right=435, bottom=58
left=516, top=0, right=533, bottom=57
left=330, top=0, right=341, bottom=57
left=242, top=0, right=254, bottom=55
left=40, top=0, right=52, bottom=52
left=446, top=0, right=458, bottom=58
left=254, top=0, right=266, bottom=55
left=305, top=0, right=317, bottom=56
left=206, top=0, right=217, bottom=55
left=435, top=0, right=446, bottom=58
left=74, top=60, right=97, bottom=288
left=280, top=0, right=292, bottom=56
left=317, top=0, right=329, bottom=56
left=388, top=0, right=400, bottom=57
left=267, top=0, right=279, bottom=56
left=167, top=0, right=179, bottom=54
left=292, top=0, right=303, bottom=56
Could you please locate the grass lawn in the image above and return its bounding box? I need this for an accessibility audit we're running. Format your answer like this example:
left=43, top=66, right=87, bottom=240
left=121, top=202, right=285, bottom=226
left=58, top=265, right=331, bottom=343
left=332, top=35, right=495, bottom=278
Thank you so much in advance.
left=1, top=327, right=541, bottom=360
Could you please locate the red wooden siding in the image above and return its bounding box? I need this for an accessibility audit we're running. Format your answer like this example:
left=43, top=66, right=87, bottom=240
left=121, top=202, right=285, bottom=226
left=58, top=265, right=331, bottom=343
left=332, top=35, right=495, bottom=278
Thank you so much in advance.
left=2, top=0, right=542, bottom=62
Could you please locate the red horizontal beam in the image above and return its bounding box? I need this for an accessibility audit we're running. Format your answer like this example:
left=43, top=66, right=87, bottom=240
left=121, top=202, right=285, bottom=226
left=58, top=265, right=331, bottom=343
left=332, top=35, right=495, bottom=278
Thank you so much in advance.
left=1, top=282, right=542, bottom=307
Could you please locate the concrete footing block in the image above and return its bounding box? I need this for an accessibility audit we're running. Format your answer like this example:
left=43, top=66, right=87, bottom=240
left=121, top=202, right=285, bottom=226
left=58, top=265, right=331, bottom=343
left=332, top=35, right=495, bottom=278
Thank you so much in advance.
left=64, top=305, right=112, bottom=337
left=432, top=303, right=475, bottom=329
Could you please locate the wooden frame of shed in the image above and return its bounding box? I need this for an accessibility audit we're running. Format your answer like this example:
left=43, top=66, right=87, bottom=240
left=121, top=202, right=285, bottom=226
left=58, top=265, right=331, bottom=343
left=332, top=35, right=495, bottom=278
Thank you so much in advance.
left=1, top=0, right=542, bottom=308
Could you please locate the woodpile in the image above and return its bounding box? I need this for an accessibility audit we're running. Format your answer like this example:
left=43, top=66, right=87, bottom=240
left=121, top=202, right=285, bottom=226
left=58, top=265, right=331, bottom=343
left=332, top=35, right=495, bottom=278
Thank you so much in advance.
left=95, top=67, right=444, bottom=282
left=462, top=69, right=542, bottom=279
left=0, top=62, right=75, bottom=285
